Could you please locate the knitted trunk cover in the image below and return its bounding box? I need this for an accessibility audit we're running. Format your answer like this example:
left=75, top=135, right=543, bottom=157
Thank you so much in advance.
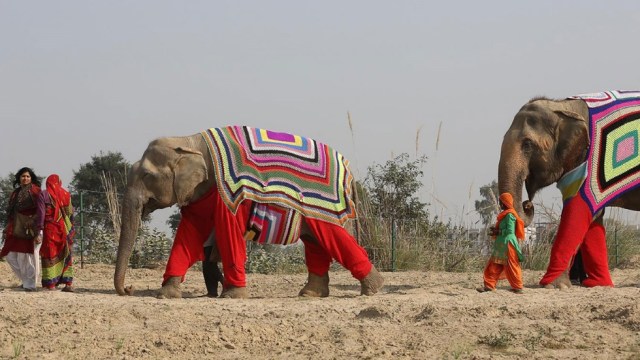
left=202, top=126, right=356, bottom=227
left=570, top=90, right=640, bottom=215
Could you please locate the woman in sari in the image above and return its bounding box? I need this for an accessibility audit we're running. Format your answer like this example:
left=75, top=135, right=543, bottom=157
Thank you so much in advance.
left=1, top=167, right=44, bottom=291
left=39, top=174, right=75, bottom=292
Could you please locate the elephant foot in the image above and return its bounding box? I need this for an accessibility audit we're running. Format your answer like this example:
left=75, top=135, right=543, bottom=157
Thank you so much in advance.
left=541, top=271, right=572, bottom=290
left=220, top=286, right=249, bottom=299
left=298, top=273, right=330, bottom=297
left=360, top=266, right=384, bottom=296
left=157, top=276, right=182, bottom=299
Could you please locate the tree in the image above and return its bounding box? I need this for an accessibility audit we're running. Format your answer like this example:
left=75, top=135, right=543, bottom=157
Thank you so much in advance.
left=0, top=173, right=14, bottom=229
left=70, top=151, right=130, bottom=230
left=166, top=209, right=181, bottom=235
left=363, top=153, right=429, bottom=219
left=475, top=180, right=500, bottom=226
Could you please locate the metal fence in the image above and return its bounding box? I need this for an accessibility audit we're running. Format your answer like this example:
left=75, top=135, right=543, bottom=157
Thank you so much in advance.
left=62, top=189, right=640, bottom=272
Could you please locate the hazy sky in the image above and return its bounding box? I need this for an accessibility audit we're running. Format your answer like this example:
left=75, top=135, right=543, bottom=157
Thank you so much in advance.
left=2, top=1, right=640, bottom=230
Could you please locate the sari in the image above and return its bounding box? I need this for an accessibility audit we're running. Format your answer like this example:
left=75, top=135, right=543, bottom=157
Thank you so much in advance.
left=40, top=175, right=75, bottom=288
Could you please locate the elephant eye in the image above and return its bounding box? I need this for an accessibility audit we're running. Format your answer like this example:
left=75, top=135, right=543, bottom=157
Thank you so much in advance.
left=521, top=139, right=534, bottom=153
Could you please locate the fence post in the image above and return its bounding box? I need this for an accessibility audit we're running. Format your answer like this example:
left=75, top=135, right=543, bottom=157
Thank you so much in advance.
left=615, top=226, right=619, bottom=268
left=391, top=218, right=396, bottom=272
left=80, top=191, right=85, bottom=269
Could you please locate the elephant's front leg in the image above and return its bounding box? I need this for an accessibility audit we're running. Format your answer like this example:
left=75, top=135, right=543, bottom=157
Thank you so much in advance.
left=157, top=276, right=183, bottom=299
left=214, top=194, right=251, bottom=299
left=543, top=270, right=572, bottom=290
left=539, top=195, right=592, bottom=287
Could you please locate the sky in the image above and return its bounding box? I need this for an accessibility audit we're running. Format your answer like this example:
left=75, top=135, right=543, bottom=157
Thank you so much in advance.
left=2, top=1, right=640, bottom=231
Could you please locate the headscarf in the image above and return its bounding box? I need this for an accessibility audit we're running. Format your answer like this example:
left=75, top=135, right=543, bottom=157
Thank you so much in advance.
left=495, top=193, right=526, bottom=241
left=46, top=174, right=71, bottom=222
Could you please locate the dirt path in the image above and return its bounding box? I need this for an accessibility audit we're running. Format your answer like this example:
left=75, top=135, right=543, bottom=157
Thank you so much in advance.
left=1, top=262, right=640, bottom=359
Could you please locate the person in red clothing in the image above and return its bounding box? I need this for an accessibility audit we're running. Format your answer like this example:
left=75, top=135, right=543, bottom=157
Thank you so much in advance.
left=39, top=174, right=75, bottom=292
left=1, top=167, right=44, bottom=291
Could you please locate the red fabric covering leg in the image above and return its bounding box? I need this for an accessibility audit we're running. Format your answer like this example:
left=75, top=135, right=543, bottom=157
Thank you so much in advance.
left=539, top=195, right=592, bottom=286
left=580, top=221, right=614, bottom=287
left=212, top=189, right=251, bottom=288
left=163, top=189, right=216, bottom=285
left=304, top=218, right=372, bottom=280
left=300, top=235, right=333, bottom=276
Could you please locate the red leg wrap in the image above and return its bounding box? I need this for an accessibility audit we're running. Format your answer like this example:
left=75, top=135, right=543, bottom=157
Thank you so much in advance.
left=304, top=218, right=372, bottom=280
left=580, top=222, right=614, bottom=287
left=539, top=195, right=592, bottom=286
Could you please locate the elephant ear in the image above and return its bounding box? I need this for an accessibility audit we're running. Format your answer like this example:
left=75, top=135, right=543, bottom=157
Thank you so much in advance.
left=173, top=147, right=208, bottom=206
left=553, top=105, right=589, bottom=170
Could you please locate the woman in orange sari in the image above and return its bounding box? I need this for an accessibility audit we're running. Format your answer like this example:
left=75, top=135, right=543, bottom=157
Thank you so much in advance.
left=477, top=192, right=525, bottom=293
left=39, top=174, right=75, bottom=292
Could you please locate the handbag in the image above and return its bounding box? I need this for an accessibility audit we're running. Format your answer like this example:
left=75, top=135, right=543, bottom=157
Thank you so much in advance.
left=12, top=212, right=36, bottom=240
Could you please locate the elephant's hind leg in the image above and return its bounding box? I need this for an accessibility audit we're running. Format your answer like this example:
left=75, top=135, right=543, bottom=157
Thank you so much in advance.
left=360, top=266, right=384, bottom=296
left=220, top=286, right=249, bottom=299
left=157, top=276, right=182, bottom=299
left=299, top=273, right=330, bottom=297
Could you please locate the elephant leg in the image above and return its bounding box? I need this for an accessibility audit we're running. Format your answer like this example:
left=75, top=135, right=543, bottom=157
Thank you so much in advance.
left=580, top=219, right=614, bottom=287
left=543, top=270, right=572, bottom=290
left=539, top=195, right=592, bottom=287
left=304, top=218, right=383, bottom=296
left=569, top=248, right=587, bottom=285
left=220, top=286, right=249, bottom=299
left=157, top=276, right=182, bottom=299
left=213, top=190, right=251, bottom=296
left=298, top=234, right=331, bottom=297
left=163, top=196, right=215, bottom=287
left=203, top=245, right=223, bottom=297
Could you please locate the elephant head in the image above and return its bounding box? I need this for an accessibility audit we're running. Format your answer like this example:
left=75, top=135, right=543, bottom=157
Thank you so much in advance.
left=498, top=97, right=589, bottom=226
left=114, top=135, right=215, bottom=295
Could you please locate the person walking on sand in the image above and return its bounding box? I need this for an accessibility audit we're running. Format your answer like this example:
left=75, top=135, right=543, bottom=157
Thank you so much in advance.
left=477, top=192, right=525, bottom=293
left=0, top=167, right=44, bottom=291
left=38, top=174, right=76, bottom=292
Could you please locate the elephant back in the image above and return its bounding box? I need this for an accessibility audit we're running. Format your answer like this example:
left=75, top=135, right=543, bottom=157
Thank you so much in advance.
left=201, top=126, right=355, bottom=226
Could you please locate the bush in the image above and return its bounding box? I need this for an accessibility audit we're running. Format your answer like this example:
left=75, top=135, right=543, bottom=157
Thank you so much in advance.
left=246, top=243, right=306, bottom=274
left=82, top=225, right=171, bottom=269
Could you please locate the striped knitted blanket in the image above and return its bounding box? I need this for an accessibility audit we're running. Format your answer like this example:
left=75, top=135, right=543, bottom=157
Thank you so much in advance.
left=570, top=90, right=640, bottom=215
left=244, top=202, right=302, bottom=245
left=201, top=126, right=356, bottom=226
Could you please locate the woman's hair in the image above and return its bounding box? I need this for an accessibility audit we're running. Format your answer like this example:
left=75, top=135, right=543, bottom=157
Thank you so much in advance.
left=13, top=167, right=41, bottom=188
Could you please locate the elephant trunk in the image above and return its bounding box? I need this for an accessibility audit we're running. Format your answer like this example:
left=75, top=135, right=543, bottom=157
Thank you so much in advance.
left=114, top=190, right=144, bottom=296
left=498, top=139, right=535, bottom=227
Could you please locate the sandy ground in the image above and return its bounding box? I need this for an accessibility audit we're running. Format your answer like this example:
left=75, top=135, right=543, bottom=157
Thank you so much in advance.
left=1, top=261, right=640, bottom=359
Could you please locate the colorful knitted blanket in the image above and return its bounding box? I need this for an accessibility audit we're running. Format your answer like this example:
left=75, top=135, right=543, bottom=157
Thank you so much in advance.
left=569, top=90, right=640, bottom=215
left=202, top=126, right=356, bottom=226
left=244, top=203, right=302, bottom=245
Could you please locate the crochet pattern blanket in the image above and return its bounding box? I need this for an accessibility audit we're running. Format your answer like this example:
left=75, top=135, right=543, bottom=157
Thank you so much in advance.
left=571, top=90, right=640, bottom=215
left=202, top=126, right=356, bottom=226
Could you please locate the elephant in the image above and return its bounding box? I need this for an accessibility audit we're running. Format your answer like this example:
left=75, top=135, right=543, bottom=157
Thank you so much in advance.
left=498, top=90, right=640, bottom=288
left=114, top=126, right=384, bottom=298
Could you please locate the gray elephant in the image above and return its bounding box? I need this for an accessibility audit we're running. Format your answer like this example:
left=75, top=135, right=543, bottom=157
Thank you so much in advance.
left=498, top=90, right=640, bottom=288
left=114, top=126, right=384, bottom=298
